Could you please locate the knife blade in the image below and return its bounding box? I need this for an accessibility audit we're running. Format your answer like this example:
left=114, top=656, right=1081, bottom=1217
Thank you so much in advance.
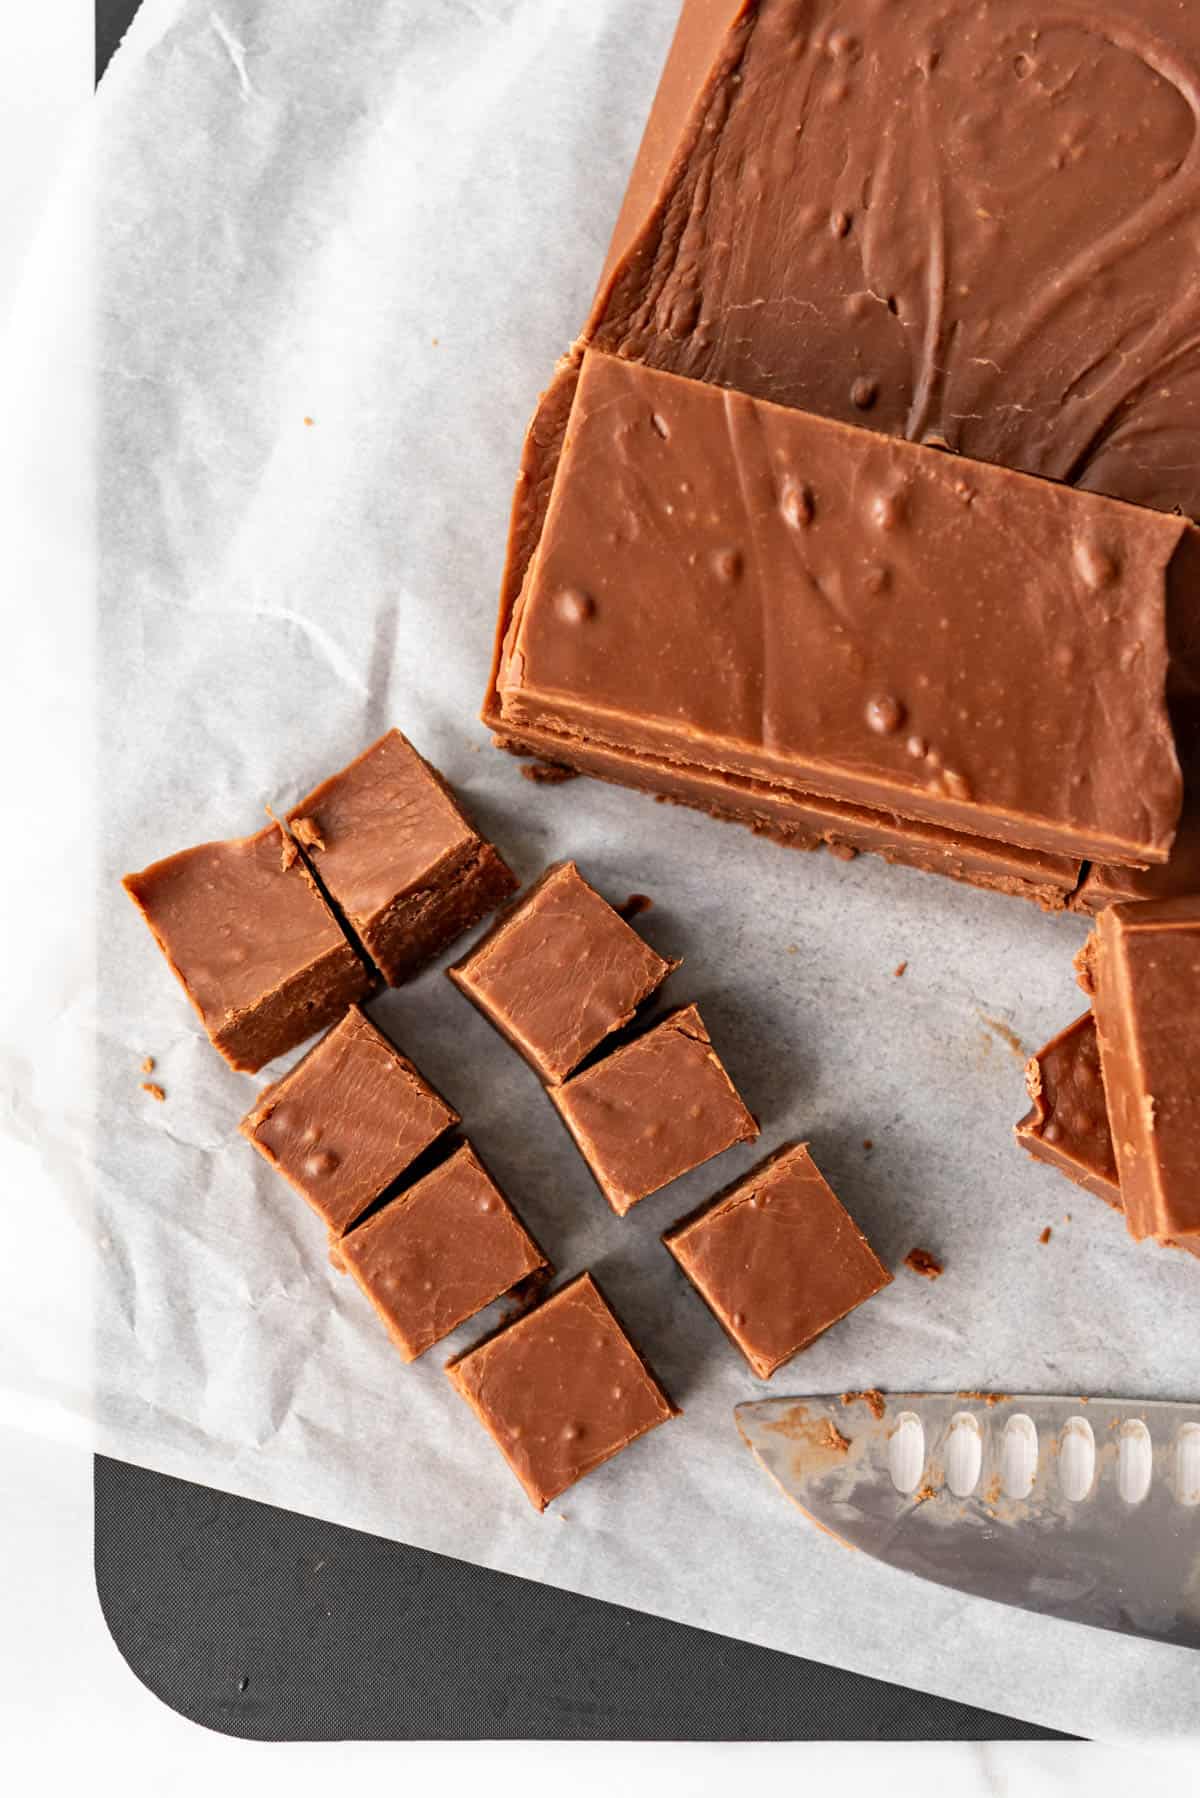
left=735, top=1392, right=1200, bottom=1647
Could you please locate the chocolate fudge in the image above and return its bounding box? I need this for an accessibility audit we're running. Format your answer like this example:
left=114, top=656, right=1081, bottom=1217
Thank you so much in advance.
left=1077, top=897, right=1200, bottom=1241
left=548, top=1003, right=757, bottom=1215
left=487, top=0, right=1200, bottom=901
left=1016, top=1010, right=1199, bottom=1262
left=338, top=1142, right=550, bottom=1362
left=448, top=860, right=678, bottom=1083
left=1016, top=1013, right=1121, bottom=1207
left=446, top=1272, right=678, bottom=1511
left=240, top=1005, right=458, bottom=1234
left=492, top=350, right=1183, bottom=868
left=288, top=730, right=517, bottom=985
left=123, top=821, right=373, bottom=1074
left=1073, top=711, right=1200, bottom=913
left=663, top=1143, right=892, bottom=1379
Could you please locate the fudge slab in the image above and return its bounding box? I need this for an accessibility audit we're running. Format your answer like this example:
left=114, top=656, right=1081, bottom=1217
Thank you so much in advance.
left=1077, top=897, right=1200, bottom=1241
left=589, top=0, right=1200, bottom=524
left=240, top=1005, right=458, bottom=1234
left=288, top=729, right=517, bottom=986
left=494, top=351, right=1182, bottom=868
left=1016, top=1013, right=1121, bottom=1207
left=123, top=821, right=373, bottom=1074
left=446, top=1272, right=678, bottom=1511
left=1015, top=1010, right=1199, bottom=1262
left=1073, top=710, right=1200, bottom=912
left=663, top=1142, right=892, bottom=1380
left=548, top=1003, right=758, bottom=1216
left=338, top=1142, right=550, bottom=1362
left=448, top=860, right=677, bottom=1083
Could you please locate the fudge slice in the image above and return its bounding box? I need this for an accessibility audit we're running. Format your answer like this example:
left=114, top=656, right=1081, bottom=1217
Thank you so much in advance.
left=288, top=729, right=517, bottom=985
left=548, top=1003, right=758, bottom=1215
left=446, top=1272, right=678, bottom=1511
left=338, top=1142, right=550, bottom=1361
left=1016, top=1013, right=1121, bottom=1208
left=240, top=1005, right=458, bottom=1233
left=664, top=1143, right=892, bottom=1379
left=123, top=820, right=372, bottom=1073
left=448, top=860, right=677, bottom=1082
left=1077, top=897, right=1200, bottom=1241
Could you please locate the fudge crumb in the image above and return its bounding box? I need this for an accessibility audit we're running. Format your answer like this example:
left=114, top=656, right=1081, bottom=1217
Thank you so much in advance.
left=431, top=337, right=439, bottom=347
left=303, top=416, right=315, bottom=427
left=862, top=1138, right=874, bottom=1152
left=979, top=1012, right=1028, bottom=1063
left=1040, top=1226, right=1053, bottom=1245
left=141, top=1055, right=155, bottom=1074
left=140, top=1082, right=166, bottom=1103
left=957, top=1390, right=1011, bottom=1407
left=904, top=1247, right=944, bottom=1280
left=291, top=815, right=325, bottom=852
left=820, top=1420, right=852, bottom=1455
left=841, top=1388, right=886, bottom=1421
left=894, top=961, right=908, bottom=978
left=913, top=1483, right=938, bottom=1505
left=826, top=841, right=858, bottom=863
left=618, top=894, right=654, bottom=922
left=1063, top=1213, right=1072, bottom=1226
left=785, top=943, right=799, bottom=955
left=520, top=760, right=579, bottom=786
left=267, top=808, right=299, bottom=870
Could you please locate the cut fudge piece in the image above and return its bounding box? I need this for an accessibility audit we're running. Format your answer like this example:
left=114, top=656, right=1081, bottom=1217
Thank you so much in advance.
left=1077, top=897, right=1200, bottom=1241
left=122, top=821, right=373, bottom=1074
left=1073, top=711, right=1200, bottom=913
left=288, top=729, right=517, bottom=985
left=1015, top=1010, right=1199, bottom=1264
left=1016, top=1013, right=1121, bottom=1208
left=337, top=1142, right=550, bottom=1362
left=448, top=861, right=678, bottom=1083
left=239, top=1005, right=458, bottom=1234
left=663, top=1143, right=892, bottom=1379
left=548, top=1003, right=757, bottom=1216
left=446, top=1272, right=678, bottom=1511
left=493, top=351, right=1182, bottom=868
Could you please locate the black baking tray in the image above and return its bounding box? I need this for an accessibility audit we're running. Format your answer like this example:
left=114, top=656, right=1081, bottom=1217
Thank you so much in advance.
left=91, top=0, right=1063, bottom=1742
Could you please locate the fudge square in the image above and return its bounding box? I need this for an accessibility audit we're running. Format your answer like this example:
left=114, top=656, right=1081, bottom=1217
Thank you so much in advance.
left=338, top=1142, right=550, bottom=1362
left=547, top=1003, right=758, bottom=1215
left=1077, top=895, right=1200, bottom=1241
left=240, top=1005, right=458, bottom=1234
left=123, top=820, right=373, bottom=1074
left=664, top=1143, right=893, bottom=1379
left=287, top=729, right=517, bottom=986
left=446, top=1272, right=678, bottom=1510
left=448, top=860, right=678, bottom=1083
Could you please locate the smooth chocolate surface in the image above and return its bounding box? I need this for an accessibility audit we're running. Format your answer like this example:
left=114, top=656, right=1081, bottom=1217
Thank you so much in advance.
left=240, top=1005, right=458, bottom=1234
left=448, top=861, right=678, bottom=1083
left=123, top=821, right=373, bottom=1074
left=288, top=730, right=517, bottom=986
left=1016, top=1012, right=1121, bottom=1207
left=590, top=0, right=1200, bottom=524
left=496, top=351, right=1182, bottom=867
left=548, top=1003, right=758, bottom=1216
left=338, top=1142, right=549, bottom=1362
left=664, top=1142, right=892, bottom=1379
left=1078, top=896, right=1200, bottom=1241
left=446, top=1271, right=678, bottom=1511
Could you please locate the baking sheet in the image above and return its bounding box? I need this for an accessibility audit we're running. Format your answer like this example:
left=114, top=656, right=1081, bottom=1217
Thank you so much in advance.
left=3, top=0, right=1199, bottom=1742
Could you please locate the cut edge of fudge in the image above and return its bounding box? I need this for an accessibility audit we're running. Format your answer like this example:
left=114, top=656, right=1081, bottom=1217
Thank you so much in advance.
left=238, top=1003, right=460, bottom=1232
left=447, top=859, right=679, bottom=1082
left=122, top=818, right=375, bottom=1075
left=286, top=729, right=519, bottom=987
left=1014, top=1012, right=1121, bottom=1210
left=663, top=1141, right=893, bottom=1380
left=337, top=1139, right=552, bottom=1363
left=445, top=1270, right=680, bottom=1512
left=547, top=1002, right=759, bottom=1216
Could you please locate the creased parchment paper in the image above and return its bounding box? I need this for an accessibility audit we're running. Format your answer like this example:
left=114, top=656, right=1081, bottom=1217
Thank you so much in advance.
left=2, top=0, right=1198, bottom=1742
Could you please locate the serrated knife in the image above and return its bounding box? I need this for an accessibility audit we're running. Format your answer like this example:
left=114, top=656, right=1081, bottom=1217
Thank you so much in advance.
left=736, top=1392, right=1200, bottom=1647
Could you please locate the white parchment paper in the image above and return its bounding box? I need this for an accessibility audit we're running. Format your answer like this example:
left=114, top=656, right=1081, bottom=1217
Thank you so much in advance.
left=3, top=0, right=1199, bottom=1741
